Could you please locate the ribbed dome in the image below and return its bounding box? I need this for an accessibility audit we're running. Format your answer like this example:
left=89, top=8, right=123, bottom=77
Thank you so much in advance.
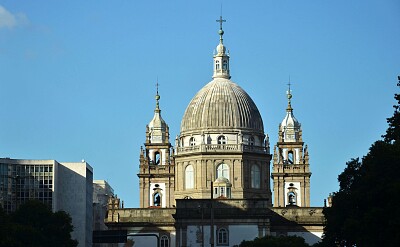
left=180, top=78, right=264, bottom=134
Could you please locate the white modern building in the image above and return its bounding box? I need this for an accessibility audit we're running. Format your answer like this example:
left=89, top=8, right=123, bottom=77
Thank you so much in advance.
left=0, top=158, right=93, bottom=247
left=93, top=180, right=114, bottom=230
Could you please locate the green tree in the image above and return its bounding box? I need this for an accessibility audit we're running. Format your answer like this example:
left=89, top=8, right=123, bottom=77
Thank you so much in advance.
left=0, top=200, right=78, bottom=247
left=322, top=78, right=400, bottom=246
left=239, top=235, right=310, bottom=247
left=0, top=206, right=14, bottom=247
left=383, top=76, right=400, bottom=143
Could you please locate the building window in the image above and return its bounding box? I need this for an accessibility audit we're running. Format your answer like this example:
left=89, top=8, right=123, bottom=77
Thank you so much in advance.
left=185, top=165, right=194, bottom=189
left=189, top=137, right=196, bottom=146
left=222, top=60, right=228, bottom=70
left=154, top=151, right=161, bottom=165
left=153, top=192, right=161, bottom=207
left=251, top=165, right=260, bottom=189
left=160, top=235, right=169, bottom=247
left=288, top=192, right=297, bottom=206
left=217, top=228, right=229, bottom=245
left=249, top=136, right=255, bottom=146
left=288, top=151, right=294, bottom=164
left=217, top=135, right=226, bottom=145
left=216, top=60, right=220, bottom=70
left=216, top=163, right=229, bottom=180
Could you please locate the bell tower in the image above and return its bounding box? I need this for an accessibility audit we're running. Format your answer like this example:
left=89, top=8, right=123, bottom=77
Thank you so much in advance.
left=137, top=84, right=175, bottom=208
left=271, top=84, right=311, bottom=207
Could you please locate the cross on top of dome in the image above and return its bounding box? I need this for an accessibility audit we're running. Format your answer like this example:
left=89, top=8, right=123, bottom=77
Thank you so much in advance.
left=216, top=16, right=226, bottom=43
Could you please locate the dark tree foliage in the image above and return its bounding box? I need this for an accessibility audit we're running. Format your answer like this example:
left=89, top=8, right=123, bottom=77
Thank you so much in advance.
left=0, top=200, right=78, bottom=247
left=239, top=235, right=311, bottom=247
left=322, top=78, right=400, bottom=247
left=383, top=76, right=400, bottom=143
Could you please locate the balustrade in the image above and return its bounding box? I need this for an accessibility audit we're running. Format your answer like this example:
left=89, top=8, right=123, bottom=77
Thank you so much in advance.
left=177, top=144, right=267, bottom=154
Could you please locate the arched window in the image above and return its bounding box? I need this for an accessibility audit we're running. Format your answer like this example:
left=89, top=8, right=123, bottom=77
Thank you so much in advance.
left=222, top=60, right=228, bottom=70
left=216, top=60, right=220, bottom=70
left=288, top=192, right=297, bottom=206
left=217, top=135, right=226, bottom=145
left=251, top=165, right=260, bottom=189
left=288, top=151, right=294, bottom=164
left=153, top=192, right=161, bottom=207
left=216, top=163, right=229, bottom=180
left=155, top=151, right=161, bottom=165
left=189, top=137, right=196, bottom=146
left=185, top=165, right=194, bottom=189
left=249, top=136, right=255, bottom=146
left=160, top=235, right=169, bottom=247
left=217, top=228, right=229, bottom=245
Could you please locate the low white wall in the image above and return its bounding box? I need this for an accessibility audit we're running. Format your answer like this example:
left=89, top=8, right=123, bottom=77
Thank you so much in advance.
left=186, top=224, right=259, bottom=247
left=287, top=231, right=322, bottom=245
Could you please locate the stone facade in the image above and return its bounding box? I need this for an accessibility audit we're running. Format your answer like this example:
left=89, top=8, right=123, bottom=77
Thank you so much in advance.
left=271, top=90, right=312, bottom=207
left=137, top=90, right=175, bottom=208
left=105, top=201, right=324, bottom=246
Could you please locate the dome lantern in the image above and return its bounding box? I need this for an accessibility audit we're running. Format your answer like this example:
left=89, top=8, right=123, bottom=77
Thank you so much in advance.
left=213, top=16, right=230, bottom=79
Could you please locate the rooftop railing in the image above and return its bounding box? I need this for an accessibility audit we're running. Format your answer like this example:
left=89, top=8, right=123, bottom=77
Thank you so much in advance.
left=177, top=144, right=268, bottom=155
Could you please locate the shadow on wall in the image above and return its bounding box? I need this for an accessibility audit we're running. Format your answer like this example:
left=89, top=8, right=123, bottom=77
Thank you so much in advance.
left=57, top=163, right=93, bottom=247
left=101, top=198, right=324, bottom=246
left=174, top=199, right=324, bottom=246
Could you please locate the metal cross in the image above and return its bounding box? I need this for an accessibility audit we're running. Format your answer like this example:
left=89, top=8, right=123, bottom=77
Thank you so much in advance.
left=156, top=81, right=159, bottom=95
left=216, top=16, right=226, bottom=30
left=287, top=77, right=292, bottom=94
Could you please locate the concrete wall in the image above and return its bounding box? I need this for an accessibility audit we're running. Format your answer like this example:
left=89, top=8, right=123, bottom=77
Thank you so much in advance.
left=58, top=162, right=93, bottom=247
left=93, top=180, right=114, bottom=232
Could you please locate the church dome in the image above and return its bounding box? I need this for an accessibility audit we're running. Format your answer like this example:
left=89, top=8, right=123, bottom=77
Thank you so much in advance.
left=180, top=77, right=264, bottom=134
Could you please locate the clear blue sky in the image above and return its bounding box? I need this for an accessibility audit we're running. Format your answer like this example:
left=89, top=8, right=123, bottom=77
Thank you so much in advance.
left=1, top=1, right=399, bottom=207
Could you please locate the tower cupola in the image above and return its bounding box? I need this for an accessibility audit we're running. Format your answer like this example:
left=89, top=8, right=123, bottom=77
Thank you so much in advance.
left=279, top=84, right=301, bottom=142
left=147, top=84, right=169, bottom=144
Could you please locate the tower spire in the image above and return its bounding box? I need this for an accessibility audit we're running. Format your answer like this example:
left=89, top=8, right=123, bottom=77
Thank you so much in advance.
left=286, top=79, right=293, bottom=112
left=155, top=80, right=160, bottom=112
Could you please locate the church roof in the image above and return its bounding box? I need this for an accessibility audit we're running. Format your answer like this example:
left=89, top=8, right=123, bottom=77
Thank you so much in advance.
left=180, top=77, right=264, bottom=134
left=279, top=85, right=302, bottom=142
left=148, top=88, right=166, bottom=130
left=179, top=16, right=264, bottom=135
